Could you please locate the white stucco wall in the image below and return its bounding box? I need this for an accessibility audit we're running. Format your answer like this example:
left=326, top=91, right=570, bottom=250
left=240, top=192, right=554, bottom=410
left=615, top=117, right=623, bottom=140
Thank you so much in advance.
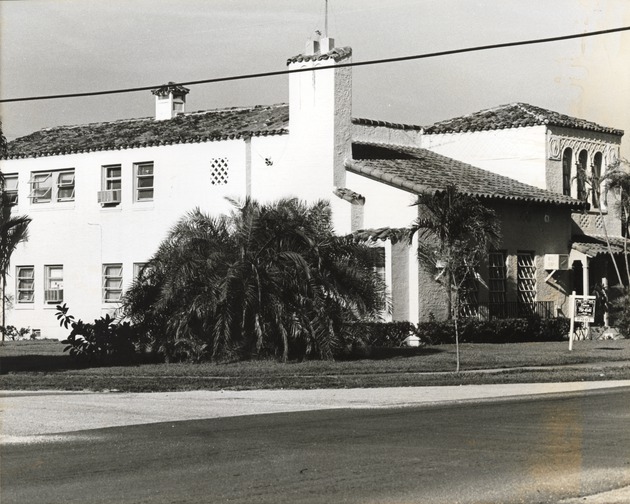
left=421, top=126, right=548, bottom=189
left=346, top=171, right=419, bottom=323
left=351, top=123, right=422, bottom=147
left=1, top=136, right=290, bottom=338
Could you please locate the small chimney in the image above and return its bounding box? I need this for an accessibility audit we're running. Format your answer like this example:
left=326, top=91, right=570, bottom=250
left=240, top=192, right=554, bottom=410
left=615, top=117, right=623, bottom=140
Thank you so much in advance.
left=305, top=39, right=320, bottom=56
left=319, top=37, right=335, bottom=53
left=151, top=82, right=190, bottom=120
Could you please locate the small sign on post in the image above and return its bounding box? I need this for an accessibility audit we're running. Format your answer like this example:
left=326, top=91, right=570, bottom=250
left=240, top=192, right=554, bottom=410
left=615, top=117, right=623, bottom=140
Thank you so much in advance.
left=569, top=293, right=596, bottom=351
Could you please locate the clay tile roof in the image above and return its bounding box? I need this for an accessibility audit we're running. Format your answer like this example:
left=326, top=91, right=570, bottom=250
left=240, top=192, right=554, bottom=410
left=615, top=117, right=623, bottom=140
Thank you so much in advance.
left=424, top=103, right=624, bottom=136
left=151, top=82, right=190, bottom=96
left=346, top=142, right=586, bottom=209
left=333, top=187, right=366, bottom=204
left=571, top=235, right=627, bottom=257
left=351, top=117, right=423, bottom=131
left=286, top=46, right=352, bottom=65
left=5, top=104, right=289, bottom=159
left=351, top=227, right=411, bottom=244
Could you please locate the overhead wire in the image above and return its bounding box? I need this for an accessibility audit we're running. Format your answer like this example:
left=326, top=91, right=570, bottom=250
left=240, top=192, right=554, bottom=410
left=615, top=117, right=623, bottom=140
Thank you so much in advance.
left=1, top=25, right=629, bottom=104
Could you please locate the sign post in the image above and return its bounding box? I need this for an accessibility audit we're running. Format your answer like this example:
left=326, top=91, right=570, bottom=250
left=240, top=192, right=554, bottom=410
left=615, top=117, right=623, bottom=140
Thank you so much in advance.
left=569, top=293, right=596, bottom=351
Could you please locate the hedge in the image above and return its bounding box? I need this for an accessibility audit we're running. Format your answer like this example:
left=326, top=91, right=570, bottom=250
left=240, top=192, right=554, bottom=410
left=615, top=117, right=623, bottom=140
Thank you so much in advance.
left=342, top=317, right=570, bottom=353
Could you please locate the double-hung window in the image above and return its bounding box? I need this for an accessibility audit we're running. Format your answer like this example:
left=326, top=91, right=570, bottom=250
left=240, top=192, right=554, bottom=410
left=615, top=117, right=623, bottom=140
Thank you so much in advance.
left=4, top=174, right=18, bottom=204
left=134, top=162, right=154, bottom=201
left=28, top=169, right=75, bottom=204
left=99, top=165, right=122, bottom=205
left=16, top=266, right=35, bottom=303
left=103, top=264, right=123, bottom=302
left=44, top=265, right=64, bottom=303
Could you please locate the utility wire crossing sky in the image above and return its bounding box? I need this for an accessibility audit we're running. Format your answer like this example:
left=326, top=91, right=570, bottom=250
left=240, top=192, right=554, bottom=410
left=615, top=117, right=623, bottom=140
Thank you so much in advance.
left=2, top=25, right=628, bottom=104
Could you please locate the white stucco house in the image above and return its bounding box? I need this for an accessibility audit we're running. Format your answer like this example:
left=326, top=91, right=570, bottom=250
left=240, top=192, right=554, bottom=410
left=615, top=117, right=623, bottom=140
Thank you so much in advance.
left=0, top=36, right=625, bottom=338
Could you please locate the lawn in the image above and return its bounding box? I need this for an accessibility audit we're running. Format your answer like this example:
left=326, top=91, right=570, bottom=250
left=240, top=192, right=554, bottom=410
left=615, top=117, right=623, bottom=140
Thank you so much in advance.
left=1, top=339, right=630, bottom=392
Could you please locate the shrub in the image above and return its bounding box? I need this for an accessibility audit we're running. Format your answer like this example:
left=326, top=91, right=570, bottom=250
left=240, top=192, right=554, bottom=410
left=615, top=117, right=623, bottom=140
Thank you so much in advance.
left=612, top=292, right=630, bottom=338
left=416, top=317, right=569, bottom=345
left=0, top=325, right=32, bottom=341
left=55, top=304, right=141, bottom=365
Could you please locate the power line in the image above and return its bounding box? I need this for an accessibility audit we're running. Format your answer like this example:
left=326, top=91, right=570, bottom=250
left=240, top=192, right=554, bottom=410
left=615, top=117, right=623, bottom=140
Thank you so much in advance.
left=1, top=25, right=629, bottom=104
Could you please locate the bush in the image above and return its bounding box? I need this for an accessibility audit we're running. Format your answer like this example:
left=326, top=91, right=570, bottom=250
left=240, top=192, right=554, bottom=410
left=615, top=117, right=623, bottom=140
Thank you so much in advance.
left=612, top=292, right=630, bottom=338
left=416, top=317, right=569, bottom=345
left=56, top=304, right=142, bottom=365
left=340, top=321, right=420, bottom=358
left=0, top=325, right=32, bottom=341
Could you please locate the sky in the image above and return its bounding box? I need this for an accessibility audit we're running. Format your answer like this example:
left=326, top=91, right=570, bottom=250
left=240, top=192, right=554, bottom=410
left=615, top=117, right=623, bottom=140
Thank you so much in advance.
left=1, top=0, right=629, bottom=158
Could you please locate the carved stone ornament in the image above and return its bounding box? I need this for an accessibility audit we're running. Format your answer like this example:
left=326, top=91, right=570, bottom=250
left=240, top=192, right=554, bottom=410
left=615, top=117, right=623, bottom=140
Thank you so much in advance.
left=549, top=137, right=561, bottom=160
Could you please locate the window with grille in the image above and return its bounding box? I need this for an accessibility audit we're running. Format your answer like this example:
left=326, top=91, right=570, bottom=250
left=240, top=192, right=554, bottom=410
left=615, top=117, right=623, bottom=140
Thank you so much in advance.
left=210, top=158, right=229, bottom=185
left=134, top=162, right=154, bottom=202
left=16, top=266, right=34, bottom=303
left=4, top=174, right=18, bottom=204
left=459, top=273, right=479, bottom=318
left=488, top=251, right=507, bottom=317
left=517, top=251, right=536, bottom=315
left=103, top=264, right=123, bottom=303
left=28, top=170, right=75, bottom=203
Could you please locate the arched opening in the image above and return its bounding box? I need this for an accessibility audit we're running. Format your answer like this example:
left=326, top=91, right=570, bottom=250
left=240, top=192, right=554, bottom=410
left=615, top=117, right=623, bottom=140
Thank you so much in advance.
left=577, top=150, right=588, bottom=202
left=592, top=152, right=602, bottom=208
left=562, top=147, right=572, bottom=196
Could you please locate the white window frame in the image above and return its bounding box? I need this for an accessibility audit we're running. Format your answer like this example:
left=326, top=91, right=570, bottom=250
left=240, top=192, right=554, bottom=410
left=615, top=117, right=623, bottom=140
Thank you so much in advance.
left=4, top=174, right=18, bottom=204
left=44, top=265, right=64, bottom=303
left=103, top=165, right=122, bottom=191
left=28, top=169, right=75, bottom=204
left=16, top=266, right=35, bottom=304
left=103, top=263, right=123, bottom=303
left=133, top=162, right=154, bottom=202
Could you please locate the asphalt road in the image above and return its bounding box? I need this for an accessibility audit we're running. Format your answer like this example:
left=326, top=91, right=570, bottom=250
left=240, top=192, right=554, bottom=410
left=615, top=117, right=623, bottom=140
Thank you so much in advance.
left=3, top=388, right=630, bottom=504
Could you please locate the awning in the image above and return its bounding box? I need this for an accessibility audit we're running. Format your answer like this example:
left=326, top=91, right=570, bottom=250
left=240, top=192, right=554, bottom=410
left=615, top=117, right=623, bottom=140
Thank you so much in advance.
left=571, top=235, right=628, bottom=258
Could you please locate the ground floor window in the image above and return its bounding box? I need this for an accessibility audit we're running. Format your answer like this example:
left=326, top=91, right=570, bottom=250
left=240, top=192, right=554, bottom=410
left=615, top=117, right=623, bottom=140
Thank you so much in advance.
left=517, top=251, right=536, bottom=315
left=16, top=266, right=34, bottom=303
left=488, top=250, right=507, bottom=316
left=103, top=264, right=123, bottom=302
left=44, top=265, right=64, bottom=303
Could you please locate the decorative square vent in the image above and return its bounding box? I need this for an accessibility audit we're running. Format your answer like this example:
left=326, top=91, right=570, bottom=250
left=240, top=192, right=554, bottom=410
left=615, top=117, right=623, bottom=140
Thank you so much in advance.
left=210, top=158, right=229, bottom=185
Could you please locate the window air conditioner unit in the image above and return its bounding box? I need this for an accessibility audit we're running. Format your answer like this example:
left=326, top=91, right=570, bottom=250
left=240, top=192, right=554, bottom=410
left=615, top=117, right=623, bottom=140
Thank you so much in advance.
left=97, top=190, right=121, bottom=204
left=44, top=289, right=64, bottom=303
left=544, top=254, right=569, bottom=270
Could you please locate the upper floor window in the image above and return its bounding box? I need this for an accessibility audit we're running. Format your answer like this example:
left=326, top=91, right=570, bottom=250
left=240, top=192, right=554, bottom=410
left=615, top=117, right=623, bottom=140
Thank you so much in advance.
left=98, top=165, right=122, bottom=206
left=592, top=152, right=603, bottom=209
left=134, top=162, right=154, bottom=202
left=4, top=174, right=18, bottom=204
left=577, top=150, right=588, bottom=202
left=28, top=169, right=75, bottom=204
left=562, top=148, right=572, bottom=196
left=210, top=158, right=229, bottom=185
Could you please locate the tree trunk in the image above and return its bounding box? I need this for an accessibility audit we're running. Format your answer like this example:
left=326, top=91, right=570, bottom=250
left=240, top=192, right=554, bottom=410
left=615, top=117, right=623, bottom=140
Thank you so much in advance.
left=1, top=273, right=5, bottom=343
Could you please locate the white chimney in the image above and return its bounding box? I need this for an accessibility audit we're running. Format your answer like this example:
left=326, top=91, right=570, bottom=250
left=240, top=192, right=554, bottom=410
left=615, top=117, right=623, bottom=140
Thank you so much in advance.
left=151, top=82, right=190, bottom=120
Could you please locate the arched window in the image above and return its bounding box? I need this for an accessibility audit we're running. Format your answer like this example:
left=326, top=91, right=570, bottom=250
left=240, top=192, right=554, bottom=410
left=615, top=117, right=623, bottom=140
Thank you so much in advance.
left=592, top=152, right=603, bottom=208
left=562, top=148, right=572, bottom=196
left=577, top=150, right=588, bottom=202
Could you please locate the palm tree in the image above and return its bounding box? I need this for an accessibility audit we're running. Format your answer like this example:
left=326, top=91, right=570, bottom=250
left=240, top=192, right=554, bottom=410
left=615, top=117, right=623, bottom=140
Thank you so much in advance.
left=123, top=198, right=386, bottom=362
left=601, top=160, right=630, bottom=289
left=0, top=124, right=32, bottom=340
left=409, top=185, right=500, bottom=371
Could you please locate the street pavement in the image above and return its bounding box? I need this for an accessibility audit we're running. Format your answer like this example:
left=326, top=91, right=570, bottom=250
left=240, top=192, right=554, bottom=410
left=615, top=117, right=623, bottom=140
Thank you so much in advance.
left=3, top=380, right=630, bottom=503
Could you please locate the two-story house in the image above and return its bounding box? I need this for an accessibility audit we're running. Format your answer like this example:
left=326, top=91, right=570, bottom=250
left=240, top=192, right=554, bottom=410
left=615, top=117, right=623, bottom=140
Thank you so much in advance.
left=1, top=36, right=624, bottom=337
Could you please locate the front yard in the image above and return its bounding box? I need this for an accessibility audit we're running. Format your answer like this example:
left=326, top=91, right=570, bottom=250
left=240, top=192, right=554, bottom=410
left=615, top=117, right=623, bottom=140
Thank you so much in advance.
left=1, top=339, right=629, bottom=392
